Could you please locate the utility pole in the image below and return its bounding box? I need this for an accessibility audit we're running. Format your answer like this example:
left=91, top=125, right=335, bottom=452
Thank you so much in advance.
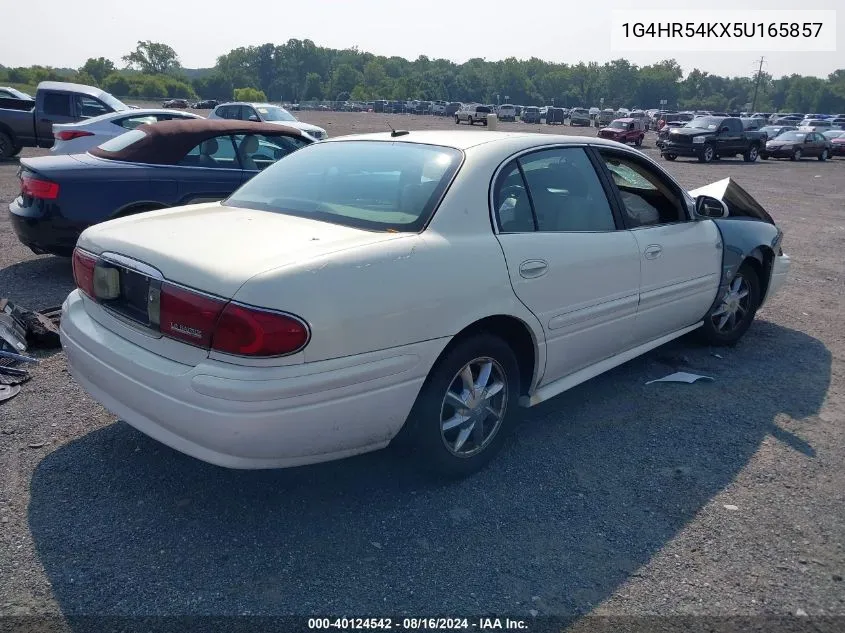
left=751, top=56, right=765, bottom=113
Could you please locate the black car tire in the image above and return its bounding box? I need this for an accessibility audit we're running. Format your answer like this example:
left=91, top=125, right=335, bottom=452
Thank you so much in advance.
left=400, top=333, right=520, bottom=478
left=455, top=116, right=460, bottom=125
left=663, top=153, right=677, bottom=161
left=791, top=148, right=802, bottom=161
left=635, top=136, right=643, bottom=147
left=699, top=262, right=761, bottom=347
left=760, top=152, right=769, bottom=160
left=0, top=131, right=15, bottom=160
left=699, top=144, right=715, bottom=163
left=468, top=116, right=474, bottom=126
left=743, top=145, right=759, bottom=162
left=819, top=149, right=828, bottom=161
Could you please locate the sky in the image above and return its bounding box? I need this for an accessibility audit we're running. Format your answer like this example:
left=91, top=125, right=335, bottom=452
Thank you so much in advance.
left=0, top=0, right=841, bottom=79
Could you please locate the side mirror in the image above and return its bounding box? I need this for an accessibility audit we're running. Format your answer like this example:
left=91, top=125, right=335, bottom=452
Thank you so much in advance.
left=248, top=115, right=260, bottom=122
left=695, top=195, right=728, bottom=219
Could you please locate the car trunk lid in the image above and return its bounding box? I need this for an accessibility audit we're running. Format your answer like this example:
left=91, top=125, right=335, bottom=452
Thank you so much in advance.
left=77, top=202, right=407, bottom=298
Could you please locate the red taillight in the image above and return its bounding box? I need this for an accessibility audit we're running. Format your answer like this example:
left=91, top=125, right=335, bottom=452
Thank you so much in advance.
left=72, top=248, right=97, bottom=299
left=21, top=174, right=59, bottom=200
left=54, top=130, right=94, bottom=141
left=212, top=303, right=309, bottom=357
left=159, top=284, right=226, bottom=348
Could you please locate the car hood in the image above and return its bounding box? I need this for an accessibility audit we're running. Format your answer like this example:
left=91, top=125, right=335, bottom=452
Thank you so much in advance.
left=76, top=202, right=407, bottom=297
left=669, top=127, right=713, bottom=136
left=689, top=178, right=775, bottom=225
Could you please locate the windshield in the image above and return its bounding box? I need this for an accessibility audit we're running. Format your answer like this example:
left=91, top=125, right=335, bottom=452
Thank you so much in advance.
left=98, top=90, right=130, bottom=112
left=823, top=131, right=844, bottom=139
left=776, top=131, right=806, bottom=141
left=609, top=121, right=627, bottom=129
left=686, top=117, right=722, bottom=130
left=255, top=105, right=297, bottom=122
left=225, top=141, right=463, bottom=232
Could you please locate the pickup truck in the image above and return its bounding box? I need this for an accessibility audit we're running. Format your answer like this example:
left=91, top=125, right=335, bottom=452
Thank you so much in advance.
left=660, top=116, right=766, bottom=163
left=0, top=81, right=129, bottom=159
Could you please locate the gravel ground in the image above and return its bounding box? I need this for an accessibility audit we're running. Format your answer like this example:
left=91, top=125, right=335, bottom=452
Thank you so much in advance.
left=0, top=113, right=844, bottom=627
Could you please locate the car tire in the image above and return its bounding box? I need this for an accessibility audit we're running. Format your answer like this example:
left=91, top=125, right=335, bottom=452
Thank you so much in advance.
left=760, top=152, right=769, bottom=160
left=699, top=144, right=715, bottom=163
left=635, top=136, right=643, bottom=147
left=455, top=116, right=460, bottom=125
left=819, top=149, right=828, bottom=161
left=663, top=153, right=677, bottom=161
left=401, top=333, right=521, bottom=478
left=699, top=262, right=761, bottom=347
left=791, top=148, right=802, bottom=161
left=743, top=145, right=759, bottom=162
left=0, top=131, right=15, bottom=160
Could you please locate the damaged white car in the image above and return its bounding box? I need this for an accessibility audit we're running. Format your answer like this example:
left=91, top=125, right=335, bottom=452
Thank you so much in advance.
left=60, top=132, right=790, bottom=477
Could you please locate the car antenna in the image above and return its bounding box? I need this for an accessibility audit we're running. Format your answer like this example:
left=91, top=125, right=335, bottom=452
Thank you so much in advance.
left=386, top=121, right=409, bottom=137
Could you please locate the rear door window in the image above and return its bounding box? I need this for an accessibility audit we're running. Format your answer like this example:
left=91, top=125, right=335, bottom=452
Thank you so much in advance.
left=75, top=95, right=111, bottom=118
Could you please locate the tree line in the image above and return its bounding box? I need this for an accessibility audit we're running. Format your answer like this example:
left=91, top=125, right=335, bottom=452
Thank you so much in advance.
left=2, top=39, right=845, bottom=113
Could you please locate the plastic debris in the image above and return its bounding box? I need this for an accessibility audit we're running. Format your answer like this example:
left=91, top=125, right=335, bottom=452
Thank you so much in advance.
left=0, top=384, right=21, bottom=403
left=646, top=372, right=714, bottom=385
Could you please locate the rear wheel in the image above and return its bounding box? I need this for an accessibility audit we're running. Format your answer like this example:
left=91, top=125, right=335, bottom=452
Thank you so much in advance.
left=699, top=263, right=761, bottom=346
left=819, top=149, right=828, bottom=161
left=0, top=132, right=15, bottom=160
left=743, top=145, right=759, bottom=162
left=401, top=334, right=520, bottom=478
left=635, top=135, right=643, bottom=147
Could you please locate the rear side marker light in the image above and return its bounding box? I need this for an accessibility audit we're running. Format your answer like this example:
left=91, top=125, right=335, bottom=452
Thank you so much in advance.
left=72, top=249, right=97, bottom=299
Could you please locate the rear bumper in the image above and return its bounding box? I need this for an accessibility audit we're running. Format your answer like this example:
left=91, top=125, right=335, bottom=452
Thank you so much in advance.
left=60, top=291, right=442, bottom=469
left=8, top=198, right=85, bottom=256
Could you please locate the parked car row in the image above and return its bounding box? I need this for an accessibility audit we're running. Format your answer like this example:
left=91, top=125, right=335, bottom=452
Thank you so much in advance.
left=656, top=115, right=844, bottom=163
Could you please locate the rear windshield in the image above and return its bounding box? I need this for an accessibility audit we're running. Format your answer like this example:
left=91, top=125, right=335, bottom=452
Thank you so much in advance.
left=476, top=106, right=491, bottom=114
left=96, top=129, right=147, bottom=152
left=224, top=141, right=463, bottom=232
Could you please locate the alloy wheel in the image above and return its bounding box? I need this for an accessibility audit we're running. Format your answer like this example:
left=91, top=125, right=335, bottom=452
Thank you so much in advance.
left=711, top=274, right=751, bottom=334
left=439, top=357, right=508, bottom=457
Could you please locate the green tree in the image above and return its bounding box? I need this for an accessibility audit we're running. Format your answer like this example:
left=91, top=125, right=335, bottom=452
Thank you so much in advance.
left=80, top=57, right=116, bottom=84
left=302, top=72, right=323, bottom=100
left=233, top=87, right=267, bottom=101
left=122, top=41, right=181, bottom=75
left=330, top=64, right=362, bottom=98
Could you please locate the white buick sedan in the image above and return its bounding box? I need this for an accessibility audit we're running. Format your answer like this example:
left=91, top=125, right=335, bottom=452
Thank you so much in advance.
left=61, top=131, right=790, bottom=477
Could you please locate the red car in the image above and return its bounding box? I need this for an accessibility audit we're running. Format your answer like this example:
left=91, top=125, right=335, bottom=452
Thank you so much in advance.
left=597, top=118, right=645, bottom=146
left=828, top=132, right=845, bottom=157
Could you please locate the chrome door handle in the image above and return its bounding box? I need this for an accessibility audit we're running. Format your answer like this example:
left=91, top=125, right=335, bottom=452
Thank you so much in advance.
left=519, top=259, right=549, bottom=278
left=644, top=245, right=663, bottom=260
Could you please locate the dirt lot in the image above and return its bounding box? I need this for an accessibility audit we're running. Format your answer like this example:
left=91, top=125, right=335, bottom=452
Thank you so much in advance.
left=1, top=113, right=844, bottom=626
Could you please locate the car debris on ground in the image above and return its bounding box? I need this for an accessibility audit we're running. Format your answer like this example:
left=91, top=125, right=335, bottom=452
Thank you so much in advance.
left=646, top=371, right=715, bottom=385
left=0, top=299, right=61, bottom=401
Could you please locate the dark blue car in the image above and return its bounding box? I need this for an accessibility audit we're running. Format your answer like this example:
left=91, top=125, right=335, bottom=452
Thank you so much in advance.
left=9, top=118, right=311, bottom=256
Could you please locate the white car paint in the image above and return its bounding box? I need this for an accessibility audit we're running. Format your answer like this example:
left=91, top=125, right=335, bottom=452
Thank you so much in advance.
left=61, top=131, right=789, bottom=470
left=208, top=103, right=328, bottom=140
left=51, top=109, right=203, bottom=155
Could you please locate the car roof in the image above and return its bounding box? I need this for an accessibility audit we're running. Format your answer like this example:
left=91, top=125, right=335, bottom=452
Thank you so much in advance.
left=37, top=81, right=111, bottom=100
left=89, top=118, right=306, bottom=164
left=325, top=130, right=637, bottom=151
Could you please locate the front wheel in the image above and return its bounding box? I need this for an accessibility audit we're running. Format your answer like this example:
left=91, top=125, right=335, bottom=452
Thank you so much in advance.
left=400, top=334, right=520, bottom=478
left=455, top=116, right=460, bottom=125
left=819, top=149, right=828, bottom=161
left=791, top=148, right=802, bottom=161
left=699, top=263, right=761, bottom=346
left=699, top=144, right=715, bottom=163
left=760, top=152, right=769, bottom=160
left=663, top=153, right=677, bottom=161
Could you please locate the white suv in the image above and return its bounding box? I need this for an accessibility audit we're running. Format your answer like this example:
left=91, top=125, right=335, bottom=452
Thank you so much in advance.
left=455, top=104, right=492, bottom=126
